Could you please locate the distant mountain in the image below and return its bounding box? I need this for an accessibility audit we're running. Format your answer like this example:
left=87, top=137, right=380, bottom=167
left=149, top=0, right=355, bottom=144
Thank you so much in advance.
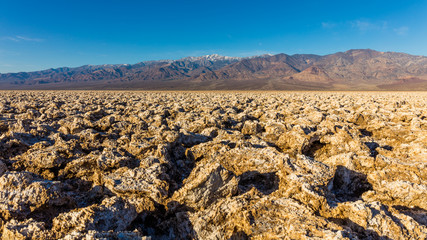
left=1, top=50, right=426, bottom=90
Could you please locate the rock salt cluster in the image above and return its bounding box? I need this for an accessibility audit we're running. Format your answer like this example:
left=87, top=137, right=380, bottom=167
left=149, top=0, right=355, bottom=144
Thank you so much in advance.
left=0, top=91, right=426, bottom=239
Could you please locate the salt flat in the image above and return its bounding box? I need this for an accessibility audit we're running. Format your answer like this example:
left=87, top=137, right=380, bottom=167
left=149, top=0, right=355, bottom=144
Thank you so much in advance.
left=0, top=91, right=426, bottom=239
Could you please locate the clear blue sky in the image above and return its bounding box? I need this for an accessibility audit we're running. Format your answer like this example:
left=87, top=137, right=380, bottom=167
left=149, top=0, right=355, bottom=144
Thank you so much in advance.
left=1, top=0, right=426, bottom=73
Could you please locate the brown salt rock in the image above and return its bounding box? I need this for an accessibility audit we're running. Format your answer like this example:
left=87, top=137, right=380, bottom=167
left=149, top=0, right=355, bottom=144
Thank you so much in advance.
left=0, top=172, right=71, bottom=220
left=363, top=180, right=427, bottom=209
left=276, top=125, right=310, bottom=155
left=1, top=219, right=48, bottom=240
left=96, top=148, right=133, bottom=171
left=189, top=190, right=350, bottom=240
left=171, top=159, right=238, bottom=210
left=0, top=134, right=30, bottom=159
left=103, top=160, right=169, bottom=204
left=200, top=126, right=219, bottom=138
left=276, top=154, right=335, bottom=213
left=127, top=137, right=156, bottom=157
left=262, top=122, right=286, bottom=142
left=185, top=140, right=231, bottom=163
left=52, top=196, right=137, bottom=237
left=219, top=146, right=286, bottom=175
left=241, top=120, right=262, bottom=135
left=178, top=129, right=210, bottom=147
left=59, top=153, right=98, bottom=182
left=326, top=200, right=427, bottom=239
left=14, top=147, right=66, bottom=179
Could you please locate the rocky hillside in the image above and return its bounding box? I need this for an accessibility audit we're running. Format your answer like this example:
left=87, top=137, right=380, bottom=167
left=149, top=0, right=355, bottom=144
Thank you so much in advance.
left=1, top=50, right=427, bottom=90
left=0, top=91, right=426, bottom=239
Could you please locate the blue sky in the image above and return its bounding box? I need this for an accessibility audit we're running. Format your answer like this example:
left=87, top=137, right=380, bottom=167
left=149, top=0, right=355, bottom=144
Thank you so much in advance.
left=0, top=0, right=426, bottom=73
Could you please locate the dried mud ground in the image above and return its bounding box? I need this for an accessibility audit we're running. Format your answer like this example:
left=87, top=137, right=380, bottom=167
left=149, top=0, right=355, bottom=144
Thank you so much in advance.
left=0, top=91, right=426, bottom=240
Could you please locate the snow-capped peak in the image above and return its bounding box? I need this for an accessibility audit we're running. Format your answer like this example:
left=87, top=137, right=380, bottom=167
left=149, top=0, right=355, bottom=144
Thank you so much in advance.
left=179, top=54, right=242, bottom=62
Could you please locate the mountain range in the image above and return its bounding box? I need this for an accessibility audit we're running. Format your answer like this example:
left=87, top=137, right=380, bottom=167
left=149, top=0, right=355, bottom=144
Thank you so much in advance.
left=1, top=49, right=427, bottom=90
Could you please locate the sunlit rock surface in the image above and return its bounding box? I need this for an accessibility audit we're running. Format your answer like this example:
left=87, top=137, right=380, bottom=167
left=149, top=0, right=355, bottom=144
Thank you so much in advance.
left=0, top=91, right=426, bottom=239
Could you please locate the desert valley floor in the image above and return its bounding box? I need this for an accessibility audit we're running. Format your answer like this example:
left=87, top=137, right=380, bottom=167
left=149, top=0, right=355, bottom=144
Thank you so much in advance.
left=0, top=91, right=426, bottom=239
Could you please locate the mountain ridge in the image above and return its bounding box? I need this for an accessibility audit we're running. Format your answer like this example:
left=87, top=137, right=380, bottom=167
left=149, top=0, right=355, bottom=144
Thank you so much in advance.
left=1, top=49, right=426, bottom=90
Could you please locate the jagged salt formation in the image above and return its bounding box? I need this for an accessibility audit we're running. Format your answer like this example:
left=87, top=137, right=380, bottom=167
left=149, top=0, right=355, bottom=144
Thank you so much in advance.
left=0, top=91, right=426, bottom=239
